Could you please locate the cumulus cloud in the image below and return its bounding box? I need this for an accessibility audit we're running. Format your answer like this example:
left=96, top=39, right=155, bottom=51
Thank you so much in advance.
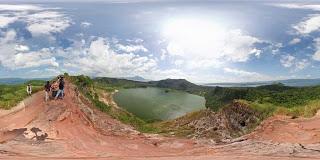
left=312, top=38, right=320, bottom=61
left=80, top=21, right=92, bottom=28
left=274, top=4, right=320, bottom=35
left=25, top=11, right=71, bottom=36
left=295, top=59, right=309, bottom=70
left=0, top=15, right=18, bottom=28
left=15, top=44, right=30, bottom=52
left=280, top=54, right=296, bottom=68
left=0, top=4, right=71, bottom=36
left=293, top=14, right=320, bottom=35
left=0, top=30, right=59, bottom=69
left=280, top=54, right=309, bottom=71
left=289, top=38, right=301, bottom=45
left=11, top=49, right=59, bottom=69
left=116, top=44, right=148, bottom=53
left=62, top=37, right=156, bottom=77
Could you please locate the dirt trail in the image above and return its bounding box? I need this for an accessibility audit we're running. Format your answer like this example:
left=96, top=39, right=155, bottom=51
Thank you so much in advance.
left=0, top=81, right=320, bottom=159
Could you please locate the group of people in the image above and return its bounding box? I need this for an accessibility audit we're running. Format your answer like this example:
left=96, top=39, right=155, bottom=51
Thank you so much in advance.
left=26, top=76, right=65, bottom=101
left=44, top=76, right=65, bottom=101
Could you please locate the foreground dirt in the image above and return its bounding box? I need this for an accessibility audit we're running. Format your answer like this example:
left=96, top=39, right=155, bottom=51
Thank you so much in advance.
left=0, top=81, right=320, bottom=159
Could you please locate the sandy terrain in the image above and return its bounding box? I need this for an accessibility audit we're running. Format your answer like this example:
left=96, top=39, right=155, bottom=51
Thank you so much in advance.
left=0, top=81, right=320, bottom=159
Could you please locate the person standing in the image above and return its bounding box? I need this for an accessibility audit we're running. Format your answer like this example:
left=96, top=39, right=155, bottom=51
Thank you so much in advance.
left=44, top=81, right=51, bottom=102
left=55, top=77, right=65, bottom=100
left=51, top=79, right=59, bottom=98
left=27, top=84, right=32, bottom=96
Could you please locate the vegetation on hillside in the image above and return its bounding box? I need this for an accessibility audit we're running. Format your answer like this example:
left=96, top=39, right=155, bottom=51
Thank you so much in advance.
left=69, top=75, right=320, bottom=138
left=94, top=76, right=320, bottom=118
left=69, top=75, right=159, bottom=133
left=0, top=80, right=45, bottom=109
left=94, top=77, right=207, bottom=95
left=205, top=83, right=320, bottom=118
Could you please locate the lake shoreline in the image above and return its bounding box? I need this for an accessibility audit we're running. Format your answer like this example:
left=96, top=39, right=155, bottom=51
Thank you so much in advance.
left=98, top=89, right=120, bottom=109
left=112, top=87, right=205, bottom=121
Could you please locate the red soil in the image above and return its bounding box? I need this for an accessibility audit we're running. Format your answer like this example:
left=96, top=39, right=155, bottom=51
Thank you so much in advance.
left=0, top=81, right=320, bottom=159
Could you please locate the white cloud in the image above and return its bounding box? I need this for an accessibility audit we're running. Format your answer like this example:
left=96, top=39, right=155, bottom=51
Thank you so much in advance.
left=274, top=3, right=320, bottom=11
left=25, top=11, right=71, bottom=36
left=280, top=54, right=309, bottom=71
left=295, top=59, right=309, bottom=70
left=81, top=21, right=92, bottom=28
left=116, top=44, right=148, bottom=53
left=280, top=54, right=296, bottom=68
left=15, top=44, right=30, bottom=52
left=1, top=30, right=16, bottom=43
left=289, top=38, right=301, bottom=45
left=0, top=15, right=18, bottom=28
left=274, top=4, right=320, bottom=35
left=12, top=50, right=59, bottom=69
left=0, top=30, right=59, bottom=69
left=312, top=38, right=320, bottom=61
left=63, top=37, right=156, bottom=77
left=293, top=14, right=320, bottom=35
left=0, top=4, right=71, bottom=36
left=163, top=18, right=261, bottom=70
left=174, top=59, right=184, bottom=66
left=0, top=4, right=42, bottom=11
left=313, top=51, right=320, bottom=61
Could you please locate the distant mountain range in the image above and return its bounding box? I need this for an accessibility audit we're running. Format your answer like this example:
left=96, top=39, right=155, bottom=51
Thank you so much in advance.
left=0, top=78, right=50, bottom=85
left=204, top=78, right=320, bottom=87
left=2, top=76, right=320, bottom=87
left=119, top=76, right=150, bottom=82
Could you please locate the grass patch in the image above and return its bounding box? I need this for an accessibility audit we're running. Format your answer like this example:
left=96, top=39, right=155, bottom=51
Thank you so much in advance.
left=0, top=81, right=44, bottom=109
left=237, top=99, right=320, bottom=119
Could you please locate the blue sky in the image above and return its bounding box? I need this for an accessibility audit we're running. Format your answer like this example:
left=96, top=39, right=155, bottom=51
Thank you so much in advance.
left=0, top=0, right=320, bottom=83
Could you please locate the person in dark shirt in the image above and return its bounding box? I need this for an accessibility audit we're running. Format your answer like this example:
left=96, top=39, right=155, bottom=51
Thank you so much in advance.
left=44, top=81, right=51, bottom=101
left=55, top=77, right=65, bottom=100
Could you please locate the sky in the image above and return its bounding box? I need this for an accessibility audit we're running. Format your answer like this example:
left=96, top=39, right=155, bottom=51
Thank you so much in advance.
left=0, top=0, right=320, bottom=83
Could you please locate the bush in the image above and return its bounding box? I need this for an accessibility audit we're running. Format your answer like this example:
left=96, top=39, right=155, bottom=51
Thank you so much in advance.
left=205, top=84, right=320, bottom=112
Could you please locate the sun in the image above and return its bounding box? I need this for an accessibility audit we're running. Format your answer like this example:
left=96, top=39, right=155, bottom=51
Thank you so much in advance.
left=162, top=18, right=228, bottom=58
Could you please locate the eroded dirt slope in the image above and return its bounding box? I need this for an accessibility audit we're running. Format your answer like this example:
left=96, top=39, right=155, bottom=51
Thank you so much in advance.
left=0, top=81, right=320, bottom=159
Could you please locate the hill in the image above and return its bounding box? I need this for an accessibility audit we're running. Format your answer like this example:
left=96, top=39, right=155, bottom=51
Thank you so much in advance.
left=148, top=78, right=205, bottom=94
left=119, top=76, right=150, bottom=82
left=94, top=77, right=206, bottom=94
left=205, top=78, right=320, bottom=87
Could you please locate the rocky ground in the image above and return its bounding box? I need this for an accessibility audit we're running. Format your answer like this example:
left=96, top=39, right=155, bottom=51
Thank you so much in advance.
left=0, top=81, right=320, bottom=159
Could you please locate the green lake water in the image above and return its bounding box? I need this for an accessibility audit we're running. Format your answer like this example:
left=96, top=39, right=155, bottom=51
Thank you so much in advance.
left=113, top=87, right=205, bottom=121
